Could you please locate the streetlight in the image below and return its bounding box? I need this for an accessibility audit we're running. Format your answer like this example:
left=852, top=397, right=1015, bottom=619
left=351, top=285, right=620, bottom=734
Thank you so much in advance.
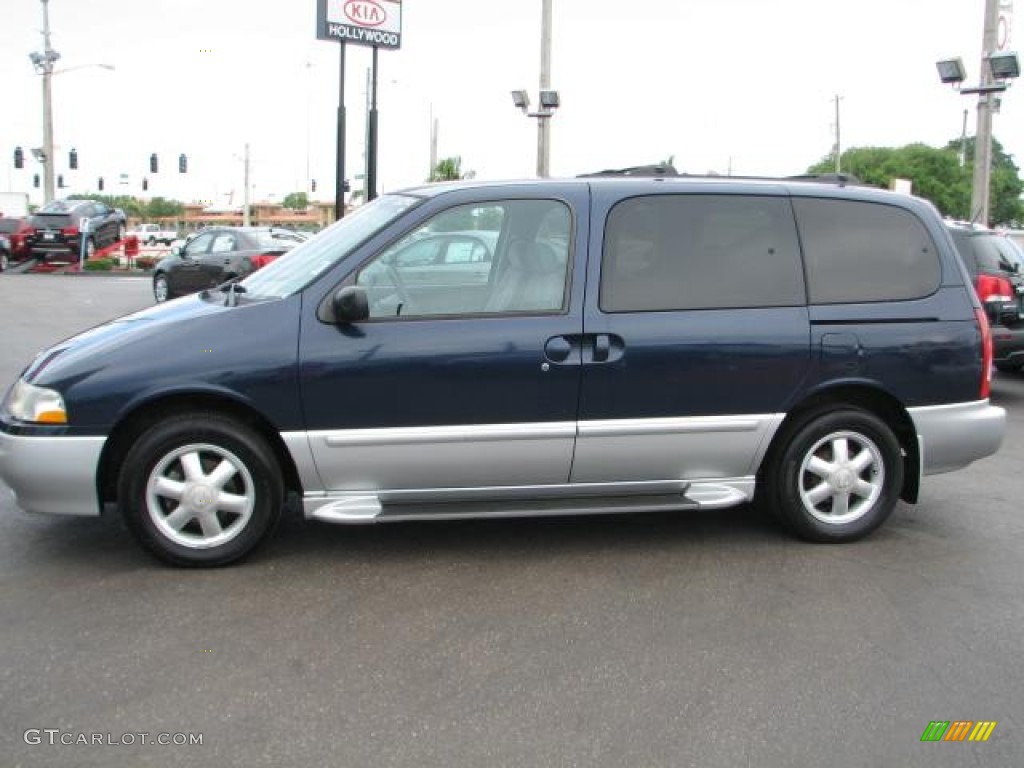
left=936, top=0, right=1021, bottom=225
left=28, top=0, right=114, bottom=203
left=510, top=89, right=561, bottom=176
left=510, top=0, right=558, bottom=178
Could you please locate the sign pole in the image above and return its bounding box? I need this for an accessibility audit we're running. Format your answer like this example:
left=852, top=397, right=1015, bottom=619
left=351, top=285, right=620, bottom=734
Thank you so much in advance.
left=335, top=41, right=347, bottom=221
left=367, top=46, right=379, bottom=202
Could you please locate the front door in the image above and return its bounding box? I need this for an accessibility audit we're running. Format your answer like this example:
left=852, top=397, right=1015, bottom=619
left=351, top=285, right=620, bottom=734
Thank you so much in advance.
left=573, top=188, right=811, bottom=484
left=299, top=192, right=588, bottom=494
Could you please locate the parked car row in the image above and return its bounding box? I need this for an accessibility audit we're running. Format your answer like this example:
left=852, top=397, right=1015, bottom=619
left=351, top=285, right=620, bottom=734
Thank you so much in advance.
left=947, top=222, right=1024, bottom=372
left=152, top=226, right=308, bottom=302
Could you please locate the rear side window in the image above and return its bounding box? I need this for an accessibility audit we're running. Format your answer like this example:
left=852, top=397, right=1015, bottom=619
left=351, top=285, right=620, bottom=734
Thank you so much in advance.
left=600, top=195, right=805, bottom=312
left=793, top=198, right=941, bottom=304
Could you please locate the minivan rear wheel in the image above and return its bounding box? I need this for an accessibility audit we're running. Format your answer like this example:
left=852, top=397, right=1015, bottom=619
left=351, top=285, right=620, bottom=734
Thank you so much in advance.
left=118, top=414, right=284, bottom=566
left=766, top=409, right=903, bottom=542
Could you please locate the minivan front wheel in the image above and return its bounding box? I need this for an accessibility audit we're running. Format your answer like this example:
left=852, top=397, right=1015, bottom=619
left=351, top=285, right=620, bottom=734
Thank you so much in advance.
left=766, top=409, right=903, bottom=542
left=118, top=414, right=283, bottom=566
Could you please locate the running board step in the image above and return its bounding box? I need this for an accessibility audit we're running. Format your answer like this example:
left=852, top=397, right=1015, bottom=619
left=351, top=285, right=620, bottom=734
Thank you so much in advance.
left=306, top=481, right=752, bottom=524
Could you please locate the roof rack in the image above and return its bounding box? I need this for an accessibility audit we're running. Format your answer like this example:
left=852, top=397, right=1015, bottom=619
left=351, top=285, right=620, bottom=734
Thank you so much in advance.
left=577, top=165, right=868, bottom=187
left=577, top=164, right=680, bottom=178
left=785, top=173, right=866, bottom=187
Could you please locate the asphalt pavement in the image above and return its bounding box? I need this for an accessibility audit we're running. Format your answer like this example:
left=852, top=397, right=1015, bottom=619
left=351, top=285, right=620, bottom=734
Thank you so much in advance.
left=0, top=275, right=1021, bottom=767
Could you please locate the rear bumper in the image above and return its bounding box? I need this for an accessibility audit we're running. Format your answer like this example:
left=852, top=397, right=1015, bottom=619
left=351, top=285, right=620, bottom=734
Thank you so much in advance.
left=908, top=400, right=1006, bottom=476
left=991, top=322, right=1024, bottom=366
left=0, top=430, right=105, bottom=516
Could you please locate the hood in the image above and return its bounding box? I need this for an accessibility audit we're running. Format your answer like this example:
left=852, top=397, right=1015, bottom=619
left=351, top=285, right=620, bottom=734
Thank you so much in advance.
left=23, top=293, right=232, bottom=384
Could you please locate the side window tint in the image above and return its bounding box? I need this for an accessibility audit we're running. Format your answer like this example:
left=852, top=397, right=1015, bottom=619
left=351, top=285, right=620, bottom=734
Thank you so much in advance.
left=210, top=234, right=235, bottom=253
left=185, top=233, right=213, bottom=256
left=794, top=198, right=941, bottom=304
left=600, top=195, right=805, bottom=312
left=356, top=200, right=571, bottom=319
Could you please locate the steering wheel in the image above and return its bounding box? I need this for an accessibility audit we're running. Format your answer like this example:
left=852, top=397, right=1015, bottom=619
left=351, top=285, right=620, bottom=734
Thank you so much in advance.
left=385, top=264, right=414, bottom=314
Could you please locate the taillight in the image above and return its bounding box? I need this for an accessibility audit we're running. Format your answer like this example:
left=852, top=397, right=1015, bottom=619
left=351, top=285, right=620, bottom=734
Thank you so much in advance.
left=975, top=307, right=993, bottom=399
left=976, top=274, right=1014, bottom=303
left=62, top=226, right=79, bottom=237
left=250, top=254, right=278, bottom=269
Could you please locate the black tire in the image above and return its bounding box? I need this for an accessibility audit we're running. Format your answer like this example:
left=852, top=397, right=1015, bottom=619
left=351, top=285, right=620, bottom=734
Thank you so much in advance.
left=995, top=361, right=1022, bottom=373
left=153, top=272, right=172, bottom=302
left=764, top=408, right=903, bottom=543
left=118, top=413, right=283, bottom=567
left=147, top=236, right=156, bottom=246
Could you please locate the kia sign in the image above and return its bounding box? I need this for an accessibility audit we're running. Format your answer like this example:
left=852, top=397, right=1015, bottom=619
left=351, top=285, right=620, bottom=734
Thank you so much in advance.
left=316, top=0, right=402, bottom=49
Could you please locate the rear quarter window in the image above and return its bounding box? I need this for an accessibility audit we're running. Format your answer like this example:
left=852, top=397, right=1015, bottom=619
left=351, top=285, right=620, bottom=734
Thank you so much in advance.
left=793, top=198, right=941, bottom=304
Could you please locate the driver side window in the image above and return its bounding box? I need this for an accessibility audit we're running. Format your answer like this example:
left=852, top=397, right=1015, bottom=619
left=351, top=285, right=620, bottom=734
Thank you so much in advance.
left=355, top=200, right=571, bottom=319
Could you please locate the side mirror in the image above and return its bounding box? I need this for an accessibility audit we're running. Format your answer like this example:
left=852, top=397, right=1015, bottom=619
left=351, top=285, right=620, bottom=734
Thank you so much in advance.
left=333, top=286, right=369, bottom=323
left=172, top=245, right=185, bottom=258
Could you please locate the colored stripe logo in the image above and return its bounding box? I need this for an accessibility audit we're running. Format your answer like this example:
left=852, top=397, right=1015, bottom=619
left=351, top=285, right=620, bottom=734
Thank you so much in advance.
left=921, top=721, right=997, bottom=742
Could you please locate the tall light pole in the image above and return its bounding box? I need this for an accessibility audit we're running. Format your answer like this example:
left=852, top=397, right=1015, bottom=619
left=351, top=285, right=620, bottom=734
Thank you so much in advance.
left=29, top=0, right=59, bottom=204
left=538, top=0, right=553, bottom=177
left=937, top=5, right=1019, bottom=226
left=971, top=0, right=1000, bottom=226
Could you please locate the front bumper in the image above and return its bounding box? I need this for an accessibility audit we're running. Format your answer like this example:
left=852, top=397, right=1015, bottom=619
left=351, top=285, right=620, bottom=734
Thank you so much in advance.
left=908, top=400, right=1006, bottom=476
left=0, top=430, right=106, bottom=516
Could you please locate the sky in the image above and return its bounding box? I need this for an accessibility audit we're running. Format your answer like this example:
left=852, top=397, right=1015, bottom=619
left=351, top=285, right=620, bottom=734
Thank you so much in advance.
left=0, top=0, right=1021, bottom=208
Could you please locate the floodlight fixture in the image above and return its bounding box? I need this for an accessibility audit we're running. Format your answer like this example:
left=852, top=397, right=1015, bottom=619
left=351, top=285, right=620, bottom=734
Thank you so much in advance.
left=511, top=90, right=530, bottom=111
left=988, top=51, right=1021, bottom=81
left=936, top=58, right=967, bottom=85
left=539, top=90, right=560, bottom=109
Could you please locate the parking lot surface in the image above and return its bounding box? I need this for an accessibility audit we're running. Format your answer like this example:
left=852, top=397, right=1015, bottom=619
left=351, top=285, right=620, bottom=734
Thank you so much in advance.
left=0, top=275, right=1022, bottom=767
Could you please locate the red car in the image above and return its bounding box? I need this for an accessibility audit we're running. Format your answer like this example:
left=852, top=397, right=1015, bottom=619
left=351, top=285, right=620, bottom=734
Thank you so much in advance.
left=0, top=217, right=34, bottom=263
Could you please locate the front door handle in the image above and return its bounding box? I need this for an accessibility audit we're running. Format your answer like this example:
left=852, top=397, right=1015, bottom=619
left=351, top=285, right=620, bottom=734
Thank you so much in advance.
left=544, top=336, right=574, bottom=363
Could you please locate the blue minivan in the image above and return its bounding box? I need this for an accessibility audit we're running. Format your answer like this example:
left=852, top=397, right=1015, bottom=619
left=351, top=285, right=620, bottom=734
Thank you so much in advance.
left=0, top=177, right=1006, bottom=565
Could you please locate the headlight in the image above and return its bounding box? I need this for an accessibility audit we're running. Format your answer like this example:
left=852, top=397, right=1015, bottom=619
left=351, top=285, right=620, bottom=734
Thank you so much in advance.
left=3, top=379, right=68, bottom=424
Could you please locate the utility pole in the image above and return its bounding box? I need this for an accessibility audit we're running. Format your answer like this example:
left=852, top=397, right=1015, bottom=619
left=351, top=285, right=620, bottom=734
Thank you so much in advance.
left=429, top=107, right=438, bottom=180
left=243, top=143, right=251, bottom=227
left=833, top=94, right=842, bottom=174
left=37, top=0, right=57, bottom=204
left=972, top=0, right=1001, bottom=224
left=960, top=108, right=969, bottom=167
left=537, top=0, right=552, bottom=178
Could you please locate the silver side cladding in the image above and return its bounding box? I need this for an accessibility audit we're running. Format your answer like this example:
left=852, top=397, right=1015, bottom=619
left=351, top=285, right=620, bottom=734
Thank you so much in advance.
left=0, top=433, right=106, bottom=516
left=572, top=414, right=785, bottom=482
left=281, top=432, right=325, bottom=492
left=907, top=400, right=1006, bottom=475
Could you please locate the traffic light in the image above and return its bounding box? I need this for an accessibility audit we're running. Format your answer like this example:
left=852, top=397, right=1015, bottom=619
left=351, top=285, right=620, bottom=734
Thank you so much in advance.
left=142, top=177, right=148, bottom=191
left=14, top=146, right=24, bottom=169
left=311, top=179, right=317, bottom=192
left=69, top=148, right=78, bottom=170
left=57, top=174, right=64, bottom=188
left=33, top=174, right=40, bottom=188
left=98, top=177, right=104, bottom=191
left=178, top=153, right=187, bottom=173
left=150, top=153, right=158, bottom=173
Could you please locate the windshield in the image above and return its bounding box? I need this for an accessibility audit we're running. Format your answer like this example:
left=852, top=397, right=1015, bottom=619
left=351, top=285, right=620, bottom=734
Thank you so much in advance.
left=240, top=194, right=421, bottom=298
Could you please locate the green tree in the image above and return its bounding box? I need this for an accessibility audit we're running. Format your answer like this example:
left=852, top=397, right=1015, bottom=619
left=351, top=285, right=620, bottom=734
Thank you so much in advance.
left=145, top=197, right=184, bottom=219
left=944, top=137, right=1024, bottom=226
left=807, top=137, right=1024, bottom=226
left=429, top=156, right=472, bottom=182
left=282, top=192, right=310, bottom=210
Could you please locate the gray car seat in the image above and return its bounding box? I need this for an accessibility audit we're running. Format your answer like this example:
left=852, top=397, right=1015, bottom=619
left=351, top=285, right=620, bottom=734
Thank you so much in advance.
left=484, top=240, right=566, bottom=312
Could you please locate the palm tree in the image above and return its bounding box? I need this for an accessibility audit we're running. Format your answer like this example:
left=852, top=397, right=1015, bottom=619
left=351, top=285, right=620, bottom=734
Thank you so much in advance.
left=429, top=156, right=473, bottom=182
